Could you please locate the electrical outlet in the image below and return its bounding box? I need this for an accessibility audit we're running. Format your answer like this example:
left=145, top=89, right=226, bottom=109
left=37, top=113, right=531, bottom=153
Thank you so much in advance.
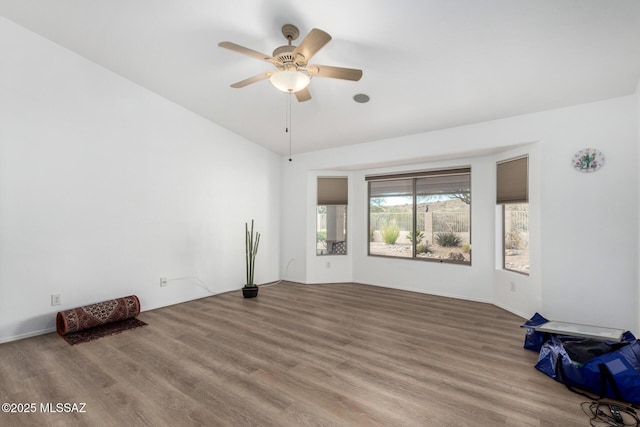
left=510, top=282, right=516, bottom=292
left=51, top=294, right=61, bottom=306
left=160, top=277, right=168, bottom=287
left=326, top=262, right=331, bottom=269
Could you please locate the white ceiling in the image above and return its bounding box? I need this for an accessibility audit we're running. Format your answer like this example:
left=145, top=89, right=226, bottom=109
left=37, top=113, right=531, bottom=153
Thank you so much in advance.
left=2, top=0, right=640, bottom=156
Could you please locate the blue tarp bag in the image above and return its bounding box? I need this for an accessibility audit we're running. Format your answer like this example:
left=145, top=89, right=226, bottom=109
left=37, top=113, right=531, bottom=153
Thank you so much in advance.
left=521, top=312, right=550, bottom=351
left=535, top=334, right=640, bottom=404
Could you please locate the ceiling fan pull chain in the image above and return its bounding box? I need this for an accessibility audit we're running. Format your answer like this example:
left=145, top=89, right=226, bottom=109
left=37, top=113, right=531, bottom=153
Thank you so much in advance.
left=285, top=91, right=289, bottom=135
left=288, top=92, right=293, bottom=161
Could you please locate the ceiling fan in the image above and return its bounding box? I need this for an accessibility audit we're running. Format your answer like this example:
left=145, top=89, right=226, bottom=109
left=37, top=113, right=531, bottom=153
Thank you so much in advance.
left=218, top=24, right=363, bottom=102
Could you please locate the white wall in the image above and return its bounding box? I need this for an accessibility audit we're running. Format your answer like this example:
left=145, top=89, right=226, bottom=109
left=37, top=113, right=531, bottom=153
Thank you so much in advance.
left=538, top=99, right=637, bottom=330
left=280, top=160, right=309, bottom=283
left=282, top=95, right=638, bottom=331
left=0, top=18, right=281, bottom=343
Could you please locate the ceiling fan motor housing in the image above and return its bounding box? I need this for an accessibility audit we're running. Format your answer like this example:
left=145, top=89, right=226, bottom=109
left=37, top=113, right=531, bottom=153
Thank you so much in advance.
left=272, top=45, right=296, bottom=63
left=273, top=45, right=307, bottom=70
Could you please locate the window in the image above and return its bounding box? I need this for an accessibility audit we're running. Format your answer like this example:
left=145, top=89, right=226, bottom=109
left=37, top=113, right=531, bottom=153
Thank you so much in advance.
left=503, top=204, right=529, bottom=274
left=367, top=168, right=471, bottom=264
left=497, top=156, right=529, bottom=274
left=317, top=177, right=347, bottom=255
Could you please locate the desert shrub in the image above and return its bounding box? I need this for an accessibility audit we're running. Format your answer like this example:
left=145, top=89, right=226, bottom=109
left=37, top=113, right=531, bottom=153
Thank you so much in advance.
left=407, top=231, right=425, bottom=243
left=461, top=243, right=471, bottom=253
left=416, top=242, right=433, bottom=254
left=382, top=223, right=400, bottom=244
left=435, top=231, right=461, bottom=247
left=505, top=225, right=521, bottom=250
left=448, top=252, right=465, bottom=261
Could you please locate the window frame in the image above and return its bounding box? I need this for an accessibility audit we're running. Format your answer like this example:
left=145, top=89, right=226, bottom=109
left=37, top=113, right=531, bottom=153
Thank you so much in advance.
left=366, top=167, right=471, bottom=265
left=316, top=204, right=347, bottom=256
left=317, top=177, right=348, bottom=256
left=502, top=203, right=529, bottom=275
left=497, top=155, right=529, bottom=275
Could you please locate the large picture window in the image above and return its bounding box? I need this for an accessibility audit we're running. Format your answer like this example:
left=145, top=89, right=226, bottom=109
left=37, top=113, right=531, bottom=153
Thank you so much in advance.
left=367, top=168, right=471, bottom=264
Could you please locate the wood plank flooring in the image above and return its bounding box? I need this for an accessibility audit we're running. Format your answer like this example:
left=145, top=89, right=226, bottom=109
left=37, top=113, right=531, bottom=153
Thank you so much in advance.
left=0, top=282, right=596, bottom=426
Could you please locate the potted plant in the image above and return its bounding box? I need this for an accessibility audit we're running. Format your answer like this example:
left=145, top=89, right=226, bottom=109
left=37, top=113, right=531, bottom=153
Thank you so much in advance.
left=243, top=219, right=260, bottom=298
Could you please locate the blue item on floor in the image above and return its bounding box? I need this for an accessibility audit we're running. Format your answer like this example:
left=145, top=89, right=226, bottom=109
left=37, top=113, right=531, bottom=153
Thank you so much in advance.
left=534, top=332, right=640, bottom=404
left=521, top=312, right=550, bottom=351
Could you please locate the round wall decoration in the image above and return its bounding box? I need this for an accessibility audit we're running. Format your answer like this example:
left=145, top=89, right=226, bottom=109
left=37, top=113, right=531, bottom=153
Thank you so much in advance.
left=572, top=148, right=605, bottom=173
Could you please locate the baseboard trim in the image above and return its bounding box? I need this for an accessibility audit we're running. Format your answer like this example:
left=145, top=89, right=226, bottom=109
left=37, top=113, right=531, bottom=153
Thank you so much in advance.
left=0, top=327, right=57, bottom=344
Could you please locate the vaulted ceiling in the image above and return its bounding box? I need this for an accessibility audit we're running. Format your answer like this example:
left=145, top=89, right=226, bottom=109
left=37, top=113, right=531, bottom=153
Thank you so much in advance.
left=2, top=0, right=640, bottom=156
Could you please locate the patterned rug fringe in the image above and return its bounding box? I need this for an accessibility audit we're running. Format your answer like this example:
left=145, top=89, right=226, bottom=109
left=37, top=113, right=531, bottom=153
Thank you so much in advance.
left=60, top=318, right=147, bottom=345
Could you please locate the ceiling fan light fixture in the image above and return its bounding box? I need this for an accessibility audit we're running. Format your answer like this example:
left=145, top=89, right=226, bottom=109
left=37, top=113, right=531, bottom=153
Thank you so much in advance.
left=269, top=70, right=310, bottom=93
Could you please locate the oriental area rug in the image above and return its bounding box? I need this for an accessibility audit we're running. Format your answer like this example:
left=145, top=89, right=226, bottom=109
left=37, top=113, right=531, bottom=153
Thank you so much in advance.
left=56, top=295, right=147, bottom=345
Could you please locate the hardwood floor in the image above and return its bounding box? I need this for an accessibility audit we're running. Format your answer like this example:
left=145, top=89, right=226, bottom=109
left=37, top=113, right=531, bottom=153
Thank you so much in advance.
left=0, top=282, right=594, bottom=426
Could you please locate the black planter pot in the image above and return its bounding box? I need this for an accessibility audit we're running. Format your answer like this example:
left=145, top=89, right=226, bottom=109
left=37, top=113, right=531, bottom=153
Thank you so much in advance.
left=242, top=286, right=259, bottom=298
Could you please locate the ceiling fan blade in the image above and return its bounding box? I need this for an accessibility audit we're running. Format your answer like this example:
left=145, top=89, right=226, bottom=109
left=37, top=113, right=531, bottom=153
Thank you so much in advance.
left=292, top=28, right=331, bottom=63
left=230, top=72, right=274, bottom=88
left=218, top=41, right=280, bottom=65
left=306, top=65, right=363, bottom=81
left=295, top=87, right=312, bottom=102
